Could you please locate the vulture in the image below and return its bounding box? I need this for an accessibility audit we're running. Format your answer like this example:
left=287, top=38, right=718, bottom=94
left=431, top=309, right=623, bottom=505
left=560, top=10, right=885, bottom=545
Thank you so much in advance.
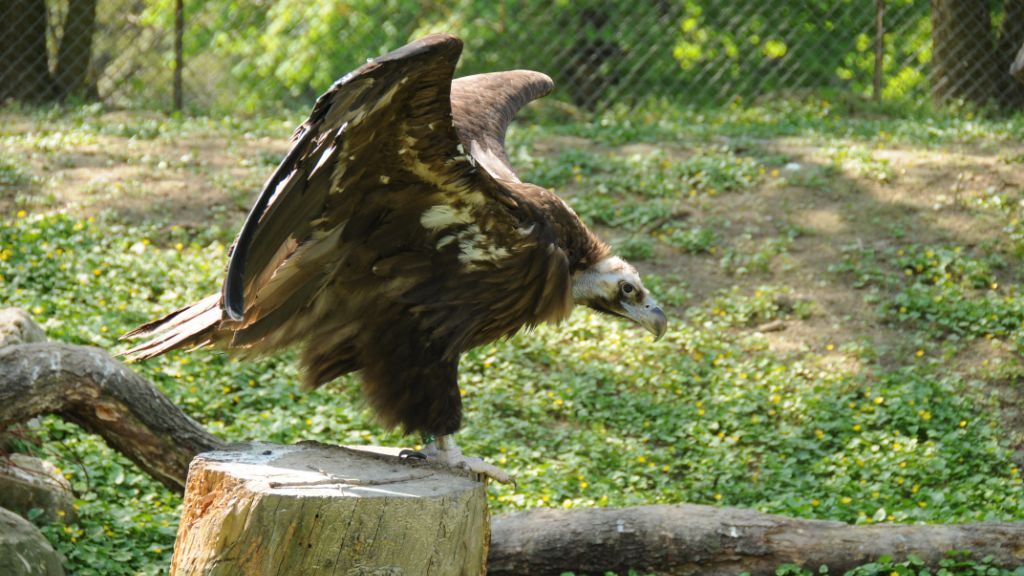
left=123, top=33, right=667, bottom=483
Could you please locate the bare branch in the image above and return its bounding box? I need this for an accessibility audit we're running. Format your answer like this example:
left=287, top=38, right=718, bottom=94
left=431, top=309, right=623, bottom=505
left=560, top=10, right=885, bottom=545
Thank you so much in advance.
left=0, top=341, right=224, bottom=493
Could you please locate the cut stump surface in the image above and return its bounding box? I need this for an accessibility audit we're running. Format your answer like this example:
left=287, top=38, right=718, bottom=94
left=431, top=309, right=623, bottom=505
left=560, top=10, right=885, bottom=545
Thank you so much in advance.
left=170, top=441, right=488, bottom=576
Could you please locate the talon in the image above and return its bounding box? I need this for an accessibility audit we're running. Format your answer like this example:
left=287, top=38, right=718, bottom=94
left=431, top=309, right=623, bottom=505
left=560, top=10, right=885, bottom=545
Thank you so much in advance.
left=415, top=434, right=517, bottom=485
left=399, top=449, right=427, bottom=460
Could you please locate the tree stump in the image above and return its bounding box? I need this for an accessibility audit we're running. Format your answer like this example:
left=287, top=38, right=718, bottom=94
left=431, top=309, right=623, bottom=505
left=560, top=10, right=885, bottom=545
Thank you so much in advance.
left=170, top=441, right=489, bottom=576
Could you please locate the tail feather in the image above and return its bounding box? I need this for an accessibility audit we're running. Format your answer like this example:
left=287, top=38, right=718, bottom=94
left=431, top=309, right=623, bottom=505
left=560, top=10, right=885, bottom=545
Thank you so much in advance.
left=121, top=293, right=224, bottom=360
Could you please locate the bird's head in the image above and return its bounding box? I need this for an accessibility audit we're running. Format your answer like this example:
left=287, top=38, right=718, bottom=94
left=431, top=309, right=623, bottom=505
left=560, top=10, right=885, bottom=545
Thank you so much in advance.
left=572, top=255, right=668, bottom=340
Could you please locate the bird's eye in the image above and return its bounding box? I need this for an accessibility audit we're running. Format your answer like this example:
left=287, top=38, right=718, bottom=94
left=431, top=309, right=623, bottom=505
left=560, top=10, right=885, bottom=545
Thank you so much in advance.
left=621, top=283, right=635, bottom=295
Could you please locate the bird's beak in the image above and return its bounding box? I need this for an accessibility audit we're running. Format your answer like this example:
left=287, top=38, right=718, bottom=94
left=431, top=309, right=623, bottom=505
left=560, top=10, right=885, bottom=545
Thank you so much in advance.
left=622, top=297, right=668, bottom=341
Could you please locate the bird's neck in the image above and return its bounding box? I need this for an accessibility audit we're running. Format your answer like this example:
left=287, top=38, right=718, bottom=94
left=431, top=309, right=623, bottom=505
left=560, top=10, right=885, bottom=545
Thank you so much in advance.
left=507, top=182, right=610, bottom=271
left=564, top=225, right=610, bottom=273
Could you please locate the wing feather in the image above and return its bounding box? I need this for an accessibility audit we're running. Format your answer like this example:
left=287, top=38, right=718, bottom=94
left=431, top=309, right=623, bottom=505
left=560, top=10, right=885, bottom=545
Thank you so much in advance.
left=451, top=71, right=554, bottom=182
left=124, top=34, right=573, bottom=392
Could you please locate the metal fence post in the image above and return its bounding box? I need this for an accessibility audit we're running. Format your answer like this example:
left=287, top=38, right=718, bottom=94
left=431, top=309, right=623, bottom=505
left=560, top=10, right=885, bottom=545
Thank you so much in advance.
left=874, top=0, right=885, bottom=102
left=174, top=0, right=183, bottom=111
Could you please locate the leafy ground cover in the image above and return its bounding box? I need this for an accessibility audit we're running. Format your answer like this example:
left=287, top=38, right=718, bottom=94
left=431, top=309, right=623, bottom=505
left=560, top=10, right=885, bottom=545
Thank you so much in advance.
left=3, top=99, right=1024, bottom=575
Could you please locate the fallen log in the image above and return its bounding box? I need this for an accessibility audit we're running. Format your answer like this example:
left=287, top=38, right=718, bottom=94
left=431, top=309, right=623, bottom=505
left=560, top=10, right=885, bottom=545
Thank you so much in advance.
left=0, top=309, right=224, bottom=493
left=171, top=441, right=488, bottom=576
left=489, top=504, right=1024, bottom=576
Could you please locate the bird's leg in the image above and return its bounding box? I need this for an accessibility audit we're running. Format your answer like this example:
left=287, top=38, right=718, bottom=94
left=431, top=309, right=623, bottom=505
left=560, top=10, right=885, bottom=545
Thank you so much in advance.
left=409, top=434, right=515, bottom=485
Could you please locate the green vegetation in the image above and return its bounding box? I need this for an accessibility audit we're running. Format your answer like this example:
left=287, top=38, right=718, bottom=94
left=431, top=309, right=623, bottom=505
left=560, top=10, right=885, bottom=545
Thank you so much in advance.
left=761, top=553, right=1024, bottom=576
left=3, top=100, right=1024, bottom=574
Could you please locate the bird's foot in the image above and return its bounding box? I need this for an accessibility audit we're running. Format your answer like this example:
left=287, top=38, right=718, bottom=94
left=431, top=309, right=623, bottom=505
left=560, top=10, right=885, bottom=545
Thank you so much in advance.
left=404, top=435, right=515, bottom=486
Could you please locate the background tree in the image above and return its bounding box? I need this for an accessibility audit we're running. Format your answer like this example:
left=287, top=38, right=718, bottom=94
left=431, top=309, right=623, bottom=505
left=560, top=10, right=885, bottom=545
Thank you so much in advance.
left=930, top=0, right=1024, bottom=109
left=0, top=0, right=98, bottom=103
left=0, top=0, right=54, bottom=102
left=55, top=0, right=99, bottom=99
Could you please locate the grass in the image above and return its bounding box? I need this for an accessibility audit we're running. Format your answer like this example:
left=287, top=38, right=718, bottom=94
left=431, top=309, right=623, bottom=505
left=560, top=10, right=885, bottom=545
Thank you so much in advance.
left=3, top=99, right=1024, bottom=575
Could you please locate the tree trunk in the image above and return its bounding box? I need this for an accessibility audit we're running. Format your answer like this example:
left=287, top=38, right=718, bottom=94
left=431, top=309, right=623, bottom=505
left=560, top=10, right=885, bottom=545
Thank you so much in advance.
left=0, top=309, right=225, bottom=494
left=0, top=0, right=54, bottom=102
left=995, top=0, right=1024, bottom=108
left=53, top=0, right=98, bottom=99
left=170, top=442, right=489, bottom=576
left=930, top=0, right=993, bottom=105
left=488, top=505, right=1024, bottom=576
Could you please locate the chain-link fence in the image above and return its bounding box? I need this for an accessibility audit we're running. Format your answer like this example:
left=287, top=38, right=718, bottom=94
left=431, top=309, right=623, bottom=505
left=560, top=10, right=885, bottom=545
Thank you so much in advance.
left=3, top=0, right=1024, bottom=115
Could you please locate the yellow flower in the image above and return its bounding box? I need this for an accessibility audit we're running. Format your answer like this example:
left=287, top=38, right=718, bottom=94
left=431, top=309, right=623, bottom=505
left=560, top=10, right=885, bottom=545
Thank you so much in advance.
left=915, top=349, right=924, bottom=357
left=841, top=496, right=852, bottom=504
left=811, top=499, right=819, bottom=507
left=852, top=424, right=862, bottom=432
left=713, top=493, right=722, bottom=501
left=16, top=210, right=27, bottom=218
left=636, top=456, right=646, bottom=464
left=959, top=420, right=967, bottom=428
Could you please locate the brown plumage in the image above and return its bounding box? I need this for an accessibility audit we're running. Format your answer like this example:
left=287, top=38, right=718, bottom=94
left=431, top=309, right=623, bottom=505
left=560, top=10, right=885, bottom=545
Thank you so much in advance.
left=123, top=34, right=664, bottom=442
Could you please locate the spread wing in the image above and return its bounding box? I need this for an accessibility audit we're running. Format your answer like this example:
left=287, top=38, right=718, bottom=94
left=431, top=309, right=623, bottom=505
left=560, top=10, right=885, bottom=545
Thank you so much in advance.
left=124, top=34, right=570, bottom=384
left=451, top=71, right=554, bottom=183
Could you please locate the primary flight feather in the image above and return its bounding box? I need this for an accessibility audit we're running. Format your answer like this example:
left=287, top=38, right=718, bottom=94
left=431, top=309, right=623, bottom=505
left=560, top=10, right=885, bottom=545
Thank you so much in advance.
left=123, top=33, right=667, bottom=482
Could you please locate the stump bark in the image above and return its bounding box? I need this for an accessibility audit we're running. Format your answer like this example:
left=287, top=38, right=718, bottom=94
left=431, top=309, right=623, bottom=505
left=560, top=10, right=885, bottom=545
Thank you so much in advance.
left=170, top=441, right=489, bottom=576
